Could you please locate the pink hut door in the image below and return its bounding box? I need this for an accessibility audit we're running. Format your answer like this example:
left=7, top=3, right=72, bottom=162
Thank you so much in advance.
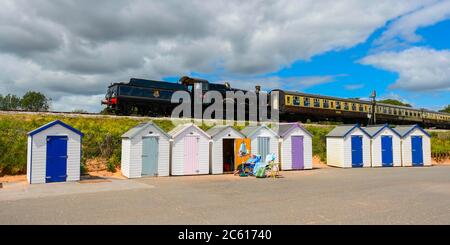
left=291, top=136, right=304, bottom=170
left=184, top=135, right=199, bottom=175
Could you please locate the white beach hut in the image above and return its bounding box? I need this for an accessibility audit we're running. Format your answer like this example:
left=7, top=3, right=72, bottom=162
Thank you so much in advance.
left=169, top=123, right=211, bottom=176
left=364, top=124, right=402, bottom=167
left=121, top=122, right=171, bottom=178
left=27, top=120, right=83, bottom=184
left=326, top=124, right=371, bottom=168
left=277, top=122, right=313, bottom=170
left=393, top=125, right=431, bottom=167
left=206, top=125, right=246, bottom=174
left=241, top=125, right=279, bottom=162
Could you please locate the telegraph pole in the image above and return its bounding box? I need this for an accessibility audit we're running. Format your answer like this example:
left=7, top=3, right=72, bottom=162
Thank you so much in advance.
left=369, top=90, right=377, bottom=125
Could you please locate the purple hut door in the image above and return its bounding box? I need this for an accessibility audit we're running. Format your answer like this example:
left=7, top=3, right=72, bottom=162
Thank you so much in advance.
left=291, top=136, right=304, bottom=170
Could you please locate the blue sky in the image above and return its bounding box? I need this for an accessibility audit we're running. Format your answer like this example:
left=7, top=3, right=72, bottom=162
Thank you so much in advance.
left=171, top=19, right=450, bottom=111
left=1, top=1, right=450, bottom=112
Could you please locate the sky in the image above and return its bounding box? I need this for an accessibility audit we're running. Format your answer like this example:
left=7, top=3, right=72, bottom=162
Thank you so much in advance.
left=0, top=0, right=450, bottom=112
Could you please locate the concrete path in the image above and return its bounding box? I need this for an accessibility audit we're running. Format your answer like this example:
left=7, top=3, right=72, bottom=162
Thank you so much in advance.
left=1, top=167, right=449, bottom=224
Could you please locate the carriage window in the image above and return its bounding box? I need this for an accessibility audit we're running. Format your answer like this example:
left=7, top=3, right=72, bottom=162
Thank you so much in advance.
left=344, top=102, right=349, bottom=110
left=323, top=100, right=329, bottom=108
left=331, top=101, right=334, bottom=108
left=351, top=104, right=356, bottom=111
left=286, top=96, right=291, bottom=104
left=314, top=98, right=320, bottom=107
left=336, top=101, right=341, bottom=110
left=304, top=97, right=310, bottom=107
left=293, top=96, right=300, bottom=106
left=359, top=104, right=364, bottom=112
left=383, top=107, right=388, bottom=114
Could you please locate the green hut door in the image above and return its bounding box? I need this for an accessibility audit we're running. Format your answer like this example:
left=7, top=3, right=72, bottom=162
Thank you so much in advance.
left=142, top=137, right=159, bottom=176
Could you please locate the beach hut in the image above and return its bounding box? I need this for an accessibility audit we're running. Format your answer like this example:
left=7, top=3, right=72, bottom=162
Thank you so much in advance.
left=206, top=125, right=248, bottom=174
left=121, top=122, right=171, bottom=178
left=241, top=125, right=279, bottom=162
left=364, top=124, right=402, bottom=167
left=277, top=123, right=313, bottom=170
left=27, top=120, right=83, bottom=184
left=326, top=124, right=371, bottom=168
left=169, top=123, right=211, bottom=176
left=393, top=125, right=431, bottom=167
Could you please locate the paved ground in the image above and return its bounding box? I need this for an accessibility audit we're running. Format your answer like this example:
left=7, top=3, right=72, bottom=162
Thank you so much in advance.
left=1, top=166, right=450, bottom=224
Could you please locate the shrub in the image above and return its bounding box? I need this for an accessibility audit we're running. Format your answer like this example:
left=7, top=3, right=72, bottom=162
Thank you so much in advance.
left=305, top=125, right=335, bottom=162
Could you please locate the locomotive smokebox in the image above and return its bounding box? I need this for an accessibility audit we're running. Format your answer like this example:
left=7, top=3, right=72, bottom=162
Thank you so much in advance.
left=255, top=85, right=261, bottom=93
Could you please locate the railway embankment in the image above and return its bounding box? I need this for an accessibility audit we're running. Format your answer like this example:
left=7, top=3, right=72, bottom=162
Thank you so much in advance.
left=0, top=111, right=448, bottom=177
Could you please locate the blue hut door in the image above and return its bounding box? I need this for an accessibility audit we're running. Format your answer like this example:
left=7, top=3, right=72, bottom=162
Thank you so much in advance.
left=411, top=136, right=423, bottom=166
left=351, top=136, right=363, bottom=167
left=258, top=137, right=270, bottom=159
left=46, top=136, right=68, bottom=183
left=142, top=137, right=159, bottom=176
left=381, top=136, right=393, bottom=167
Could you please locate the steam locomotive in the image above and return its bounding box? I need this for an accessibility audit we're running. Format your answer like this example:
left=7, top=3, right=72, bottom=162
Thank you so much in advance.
left=102, top=77, right=450, bottom=128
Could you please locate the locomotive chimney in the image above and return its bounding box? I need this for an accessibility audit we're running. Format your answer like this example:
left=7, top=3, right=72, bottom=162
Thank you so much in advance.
left=255, top=85, right=261, bottom=93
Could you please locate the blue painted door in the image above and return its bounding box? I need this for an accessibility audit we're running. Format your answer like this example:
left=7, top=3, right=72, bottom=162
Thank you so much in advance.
left=351, top=136, right=363, bottom=167
left=46, top=136, right=68, bottom=183
left=411, top=136, right=423, bottom=166
left=258, top=137, right=270, bottom=159
left=142, top=137, right=158, bottom=176
left=381, top=136, right=393, bottom=167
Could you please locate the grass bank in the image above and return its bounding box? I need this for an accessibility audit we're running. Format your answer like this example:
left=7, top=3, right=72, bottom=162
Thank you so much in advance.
left=0, top=113, right=448, bottom=176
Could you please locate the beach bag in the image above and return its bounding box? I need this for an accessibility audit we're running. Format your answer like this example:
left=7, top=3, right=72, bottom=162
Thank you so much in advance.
left=255, top=166, right=266, bottom=178
left=239, top=142, right=248, bottom=157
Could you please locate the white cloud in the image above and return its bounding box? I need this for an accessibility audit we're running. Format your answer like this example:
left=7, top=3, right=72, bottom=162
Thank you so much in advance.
left=375, top=0, right=450, bottom=48
left=0, top=0, right=441, bottom=111
left=218, top=75, right=339, bottom=92
left=51, top=94, right=105, bottom=112
left=360, top=47, right=450, bottom=91
left=345, top=84, right=365, bottom=90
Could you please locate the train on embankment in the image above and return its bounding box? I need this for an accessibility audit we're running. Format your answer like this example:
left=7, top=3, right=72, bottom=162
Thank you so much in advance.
left=101, top=76, right=450, bottom=129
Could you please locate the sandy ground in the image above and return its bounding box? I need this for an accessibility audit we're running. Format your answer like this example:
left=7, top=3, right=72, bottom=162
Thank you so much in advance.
left=0, top=169, right=126, bottom=185
left=0, top=175, right=27, bottom=183
left=432, top=159, right=450, bottom=165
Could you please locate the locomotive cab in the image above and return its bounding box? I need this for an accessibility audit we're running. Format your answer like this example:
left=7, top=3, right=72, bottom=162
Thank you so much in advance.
left=179, top=76, right=209, bottom=93
left=102, top=84, right=119, bottom=106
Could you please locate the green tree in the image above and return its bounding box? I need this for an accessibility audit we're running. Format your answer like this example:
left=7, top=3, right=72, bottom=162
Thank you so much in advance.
left=439, top=105, right=450, bottom=113
left=378, top=99, right=411, bottom=107
left=21, top=91, right=51, bottom=111
left=0, top=94, right=22, bottom=110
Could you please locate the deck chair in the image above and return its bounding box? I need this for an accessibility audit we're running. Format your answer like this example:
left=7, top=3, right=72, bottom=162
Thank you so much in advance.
left=235, top=155, right=261, bottom=176
left=265, top=153, right=280, bottom=178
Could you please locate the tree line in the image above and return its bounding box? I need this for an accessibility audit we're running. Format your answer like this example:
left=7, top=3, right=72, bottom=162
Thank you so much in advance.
left=0, top=91, right=51, bottom=112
